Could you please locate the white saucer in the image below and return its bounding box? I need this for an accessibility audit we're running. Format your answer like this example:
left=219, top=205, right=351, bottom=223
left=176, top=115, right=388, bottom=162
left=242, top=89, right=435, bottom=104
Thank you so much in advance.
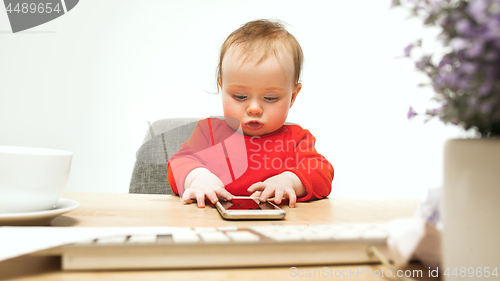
left=0, top=198, right=79, bottom=226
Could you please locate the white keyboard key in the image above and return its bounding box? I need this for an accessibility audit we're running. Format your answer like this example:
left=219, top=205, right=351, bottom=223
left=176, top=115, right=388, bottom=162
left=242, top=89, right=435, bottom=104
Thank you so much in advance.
left=199, top=232, right=230, bottom=243
left=194, top=227, right=217, bottom=233
left=249, top=226, right=286, bottom=239
left=269, top=232, right=303, bottom=242
left=304, top=233, right=332, bottom=241
left=96, top=236, right=128, bottom=244
left=332, top=231, right=361, bottom=241
left=226, top=231, right=260, bottom=242
left=127, top=235, right=158, bottom=244
left=164, top=227, right=192, bottom=233
left=248, top=225, right=282, bottom=234
left=353, top=224, right=380, bottom=232
left=281, top=225, right=308, bottom=231
left=172, top=233, right=200, bottom=243
left=322, top=225, right=349, bottom=233
left=362, top=230, right=389, bottom=240
left=217, top=226, right=238, bottom=231
left=248, top=230, right=270, bottom=238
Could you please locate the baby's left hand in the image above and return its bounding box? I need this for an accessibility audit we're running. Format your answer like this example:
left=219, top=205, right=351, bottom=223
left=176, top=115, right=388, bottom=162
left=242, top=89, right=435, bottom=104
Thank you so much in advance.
left=247, top=172, right=305, bottom=208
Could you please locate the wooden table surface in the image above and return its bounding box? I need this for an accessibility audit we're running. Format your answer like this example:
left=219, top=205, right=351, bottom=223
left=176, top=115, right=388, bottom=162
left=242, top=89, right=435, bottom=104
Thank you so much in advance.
left=0, top=192, right=440, bottom=281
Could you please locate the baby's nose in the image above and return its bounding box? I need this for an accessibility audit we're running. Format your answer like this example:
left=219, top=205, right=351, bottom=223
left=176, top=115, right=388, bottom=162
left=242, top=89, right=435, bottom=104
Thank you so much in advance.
left=246, top=100, right=263, bottom=116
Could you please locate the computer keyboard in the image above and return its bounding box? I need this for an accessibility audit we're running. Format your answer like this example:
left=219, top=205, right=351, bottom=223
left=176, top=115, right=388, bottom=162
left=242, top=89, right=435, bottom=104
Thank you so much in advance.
left=36, top=223, right=391, bottom=271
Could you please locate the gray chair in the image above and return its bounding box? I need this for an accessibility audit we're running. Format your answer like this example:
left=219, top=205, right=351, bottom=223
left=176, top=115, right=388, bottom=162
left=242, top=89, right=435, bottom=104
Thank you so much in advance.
left=129, top=118, right=298, bottom=195
left=129, top=118, right=200, bottom=195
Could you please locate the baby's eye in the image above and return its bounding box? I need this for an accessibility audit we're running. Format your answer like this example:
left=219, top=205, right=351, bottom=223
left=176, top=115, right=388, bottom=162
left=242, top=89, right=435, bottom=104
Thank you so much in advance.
left=233, top=95, right=247, bottom=101
left=264, top=97, right=278, bottom=102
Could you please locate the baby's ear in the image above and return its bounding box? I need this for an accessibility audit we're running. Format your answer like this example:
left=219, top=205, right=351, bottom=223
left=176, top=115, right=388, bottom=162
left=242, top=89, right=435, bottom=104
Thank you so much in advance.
left=290, top=83, right=302, bottom=107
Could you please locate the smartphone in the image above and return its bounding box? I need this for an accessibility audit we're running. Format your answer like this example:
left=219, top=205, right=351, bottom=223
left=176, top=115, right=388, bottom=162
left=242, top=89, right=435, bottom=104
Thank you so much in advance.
left=215, top=196, right=285, bottom=220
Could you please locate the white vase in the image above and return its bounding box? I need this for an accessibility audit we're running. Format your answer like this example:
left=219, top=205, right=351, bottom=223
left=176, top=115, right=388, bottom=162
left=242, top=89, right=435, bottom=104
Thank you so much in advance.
left=442, top=139, right=500, bottom=281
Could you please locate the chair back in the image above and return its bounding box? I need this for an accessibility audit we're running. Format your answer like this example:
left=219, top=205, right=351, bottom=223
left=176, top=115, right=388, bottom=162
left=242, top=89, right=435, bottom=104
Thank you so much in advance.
left=129, top=118, right=200, bottom=194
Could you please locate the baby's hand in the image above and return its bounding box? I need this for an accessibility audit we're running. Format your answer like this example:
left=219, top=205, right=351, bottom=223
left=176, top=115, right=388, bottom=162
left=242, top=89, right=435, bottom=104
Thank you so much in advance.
left=247, top=172, right=305, bottom=208
left=182, top=168, right=233, bottom=208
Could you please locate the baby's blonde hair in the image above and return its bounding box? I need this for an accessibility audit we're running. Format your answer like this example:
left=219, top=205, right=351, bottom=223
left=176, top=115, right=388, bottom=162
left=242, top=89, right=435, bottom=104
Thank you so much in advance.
left=217, top=19, right=304, bottom=91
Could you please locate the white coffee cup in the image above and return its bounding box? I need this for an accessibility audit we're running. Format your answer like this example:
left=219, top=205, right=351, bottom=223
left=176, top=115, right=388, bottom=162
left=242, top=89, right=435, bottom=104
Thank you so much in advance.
left=0, top=146, right=72, bottom=213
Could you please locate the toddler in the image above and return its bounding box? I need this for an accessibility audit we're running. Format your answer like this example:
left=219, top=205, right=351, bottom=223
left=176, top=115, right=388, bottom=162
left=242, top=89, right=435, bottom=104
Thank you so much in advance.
left=167, top=19, right=334, bottom=208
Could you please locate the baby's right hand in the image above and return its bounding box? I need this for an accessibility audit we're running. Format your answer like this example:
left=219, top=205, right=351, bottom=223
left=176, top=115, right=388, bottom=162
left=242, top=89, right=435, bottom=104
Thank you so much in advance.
left=182, top=168, right=233, bottom=208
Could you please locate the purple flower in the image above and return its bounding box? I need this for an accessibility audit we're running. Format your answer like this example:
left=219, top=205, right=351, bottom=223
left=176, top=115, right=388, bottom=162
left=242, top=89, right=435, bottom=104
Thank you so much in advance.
left=415, top=55, right=431, bottom=70
left=407, top=106, right=418, bottom=119
left=436, top=74, right=446, bottom=85
left=485, top=20, right=500, bottom=39
left=459, top=62, right=477, bottom=74
left=466, top=39, right=485, bottom=57
left=480, top=102, right=492, bottom=114
left=466, top=0, right=489, bottom=23
left=445, top=72, right=460, bottom=87
left=485, top=51, right=498, bottom=61
left=450, top=37, right=469, bottom=51
left=479, top=82, right=492, bottom=96
left=468, top=97, right=479, bottom=107
left=395, top=0, right=500, bottom=136
left=455, top=19, right=475, bottom=36
left=404, top=43, right=414, bottom=57
left=438, top=54, right=452, bottom=67
left=457, top=79, right=471, bottom=90
left=486, top=66, right=497, bottom=80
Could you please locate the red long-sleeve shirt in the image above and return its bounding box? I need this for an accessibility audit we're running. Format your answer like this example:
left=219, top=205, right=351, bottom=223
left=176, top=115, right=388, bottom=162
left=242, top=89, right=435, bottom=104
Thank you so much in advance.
left=167, top=118, right=333, bottom=202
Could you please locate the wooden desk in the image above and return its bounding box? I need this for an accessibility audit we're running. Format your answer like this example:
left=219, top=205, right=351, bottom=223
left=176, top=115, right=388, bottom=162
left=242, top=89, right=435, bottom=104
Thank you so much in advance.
left=0, top=192, right=439, bottom=281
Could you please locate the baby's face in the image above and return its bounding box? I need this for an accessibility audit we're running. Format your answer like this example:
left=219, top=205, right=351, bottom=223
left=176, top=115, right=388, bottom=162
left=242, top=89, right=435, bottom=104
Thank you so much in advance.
left=220, top=47, right=301, bottom=136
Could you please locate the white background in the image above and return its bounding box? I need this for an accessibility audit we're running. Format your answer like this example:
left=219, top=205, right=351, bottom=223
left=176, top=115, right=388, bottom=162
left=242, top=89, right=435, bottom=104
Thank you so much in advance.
left=0, top=0, right=466, bottom=197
